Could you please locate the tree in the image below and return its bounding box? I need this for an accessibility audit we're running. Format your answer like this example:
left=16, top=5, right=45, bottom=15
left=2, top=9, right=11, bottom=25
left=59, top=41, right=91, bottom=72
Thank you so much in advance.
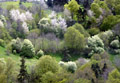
left=64, top=27, right=85, bottom=50
left=64, top=0, right=80, bottom=19
left=35, top=56, right=60, bottom=78
left=41, top=71, right=54, bottom=83
left=20, top=39, right=35, bottom=58
left=0, top=28, right=11, bottom=43
left=86, top=35, right=105, bottom=56
left=91, top=3, right=102, bottom=18
left=0, top=58, right=7, bottom=83
left=11, top=38, right=22, bottom=53
left=17, top=57, right=29, bottom=83
left=73, top=23, right=89, bottom=37
left=107, top=69, right=120, bottom=83
left=5, top=58, right=15, bottom=83
left=100, top=15, right=120, bottom=31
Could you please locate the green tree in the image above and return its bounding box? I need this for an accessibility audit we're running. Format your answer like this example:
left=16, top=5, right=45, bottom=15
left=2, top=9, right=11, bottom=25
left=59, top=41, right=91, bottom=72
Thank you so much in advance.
left=20, top=39, right=35, bottom=58
left=64, top=27, right=85, bottom=50
left=88, top=28, right=100, bottom=36
left=64, top=0, right=80, bottom=19
left=35, top=55, right=60, bottom=78
left=107, top=69, right=120, bottom=83
left=0, top=58, right=7, bottom=83
left=73, top=23, right=89, bottom=37
left=100, top=15, right=120, bottom=31
left=91, top=3, right=102, bottom=18
left=41, top=71, right=55, bottom=83
left=17, top=57, right=29, bottom=83
left=0, top=28, right=11, bottom=43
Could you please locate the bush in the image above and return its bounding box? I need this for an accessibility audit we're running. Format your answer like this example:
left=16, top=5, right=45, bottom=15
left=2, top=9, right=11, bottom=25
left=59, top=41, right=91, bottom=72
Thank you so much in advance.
left=35, top=55, right=60, bottom=77
left=59, top=61, right=77, bottom=73
left=36, top=50, right=44, bottom=58
left=110, top=40, right=120, bottom=49
left=88, top=28, right=100, bottom=36
left=98, top=30, right=113, bottom=48
left=0, top=39, right=5, bottom=47
left=86, top=35, right=105, bottom=56
left=20, top=39, right=35, bottom=58
left=110, top=39, right=120, bottom=54
left=0, top=28, right=11, bottom=43
left=11, top=38, right=22, bottom=53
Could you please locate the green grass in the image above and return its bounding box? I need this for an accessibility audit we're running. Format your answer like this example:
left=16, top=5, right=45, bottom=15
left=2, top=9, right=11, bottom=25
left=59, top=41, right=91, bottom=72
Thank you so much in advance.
left=0, top=46, right=38, bottom=71
left=48, top=53, right=63, bottom=62
left=0, top=1, right=32, bottom=9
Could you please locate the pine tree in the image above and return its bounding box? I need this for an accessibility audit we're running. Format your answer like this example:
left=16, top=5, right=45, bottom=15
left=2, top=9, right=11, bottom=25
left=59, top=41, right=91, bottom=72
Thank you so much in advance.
left=17, top=57, right=29, bottom=83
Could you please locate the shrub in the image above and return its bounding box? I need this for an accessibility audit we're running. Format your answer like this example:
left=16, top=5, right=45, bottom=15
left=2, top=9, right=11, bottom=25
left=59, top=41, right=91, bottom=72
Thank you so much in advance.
left=67, top=61, right=77, bottom=73
left=20, top=39, right=35, bottom=58
left=0, top=39, right=5, bottom=47
left=88, top=28, right=100, bottom=36
left=0, top=28, right=11, bottom=43
left=35, top=55, right=60, bottom=77
left=36, top=50, right=44, bottom=58
left=11, top=38, right=22, bottom=53
left=59, top=61, right=77, bottom=73
left=98, top=30, right=113, bottom=47
left=110, top=40, right=120, bottom=49
left=86, top=35, right=105, bottom=56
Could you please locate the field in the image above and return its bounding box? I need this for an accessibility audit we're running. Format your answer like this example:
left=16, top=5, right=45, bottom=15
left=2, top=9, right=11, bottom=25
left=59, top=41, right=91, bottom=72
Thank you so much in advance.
left=0, top=45, right=86, bottom=71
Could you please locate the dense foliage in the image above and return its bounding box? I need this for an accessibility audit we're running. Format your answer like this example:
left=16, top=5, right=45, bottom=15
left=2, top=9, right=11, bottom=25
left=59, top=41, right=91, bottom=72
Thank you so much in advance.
left=0, top=0, right=120, bottom=83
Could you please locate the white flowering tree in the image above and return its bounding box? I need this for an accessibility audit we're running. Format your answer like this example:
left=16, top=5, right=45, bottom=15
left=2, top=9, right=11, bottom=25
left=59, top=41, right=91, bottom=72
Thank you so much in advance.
left=22, top=22, right=29, bottom=34
left=59, top=61, right=77, bottom=73
left=86, top=35, right=105, bottom=56
left=39, top=11, right=67, bottom=38
left=10, top=9, right=33, bottom=22
left=10, top=9, right=33, bottom=35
